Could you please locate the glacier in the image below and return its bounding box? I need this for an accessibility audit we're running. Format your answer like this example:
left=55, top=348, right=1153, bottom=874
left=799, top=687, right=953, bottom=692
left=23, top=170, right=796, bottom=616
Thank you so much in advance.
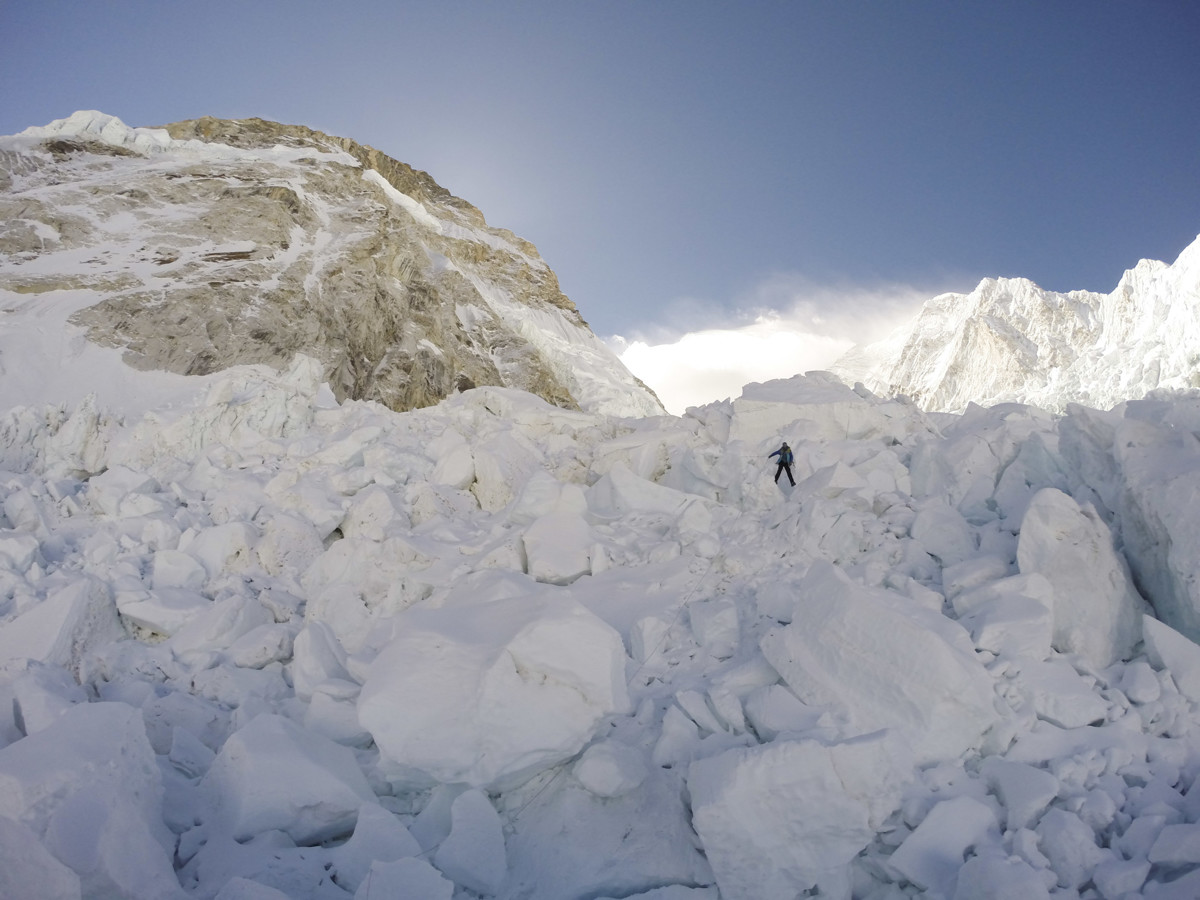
left=2, top=357, right=1200, bottom=899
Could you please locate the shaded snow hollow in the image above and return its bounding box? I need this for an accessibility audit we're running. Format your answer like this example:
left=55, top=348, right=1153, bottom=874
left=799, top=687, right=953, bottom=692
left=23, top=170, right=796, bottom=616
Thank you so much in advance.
left=2, top=362, right=1200, bottom=899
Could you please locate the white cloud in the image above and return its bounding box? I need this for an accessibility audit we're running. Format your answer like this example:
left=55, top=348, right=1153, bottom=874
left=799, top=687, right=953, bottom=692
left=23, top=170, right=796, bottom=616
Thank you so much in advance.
left=612, top=277, right=941, bottom=415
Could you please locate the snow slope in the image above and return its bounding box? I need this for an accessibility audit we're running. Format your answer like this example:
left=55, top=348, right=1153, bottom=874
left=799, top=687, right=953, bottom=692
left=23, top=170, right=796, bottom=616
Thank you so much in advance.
left=3, top=359, right=1200, bottom=899
left=834, top=235, right=1200, bottom=413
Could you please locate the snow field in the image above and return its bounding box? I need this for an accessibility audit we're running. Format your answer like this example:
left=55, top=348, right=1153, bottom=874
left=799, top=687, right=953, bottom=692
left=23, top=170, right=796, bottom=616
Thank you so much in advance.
left=1, top=363, right=1200, bottom=898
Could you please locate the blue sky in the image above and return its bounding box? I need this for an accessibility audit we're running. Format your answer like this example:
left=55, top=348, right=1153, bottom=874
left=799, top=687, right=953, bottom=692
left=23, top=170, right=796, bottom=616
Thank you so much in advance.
left=3, top=1, right=1199, bottom=410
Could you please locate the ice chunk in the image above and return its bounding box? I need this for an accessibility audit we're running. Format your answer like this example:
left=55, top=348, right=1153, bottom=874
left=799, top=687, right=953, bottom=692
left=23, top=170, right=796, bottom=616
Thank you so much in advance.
left=354, top=857, right=454, bottom=900
left=0, top=576, right=124, bottom=676
left=595, top=889, right=719, bottom=900
left=0, top=702, right=171, bottom=867
left=340, top=485, right=407, bottom=541
left=730, top=373, right=903, bottom=445
left=1013, top=659, right=1110, bottom=728
left=942, top=554, right=1014, bottom=602
left=950, top=852, right=1051, bottom=900
left=166, top=594, right=273, bottom=660
left=202, top=713, right=375, bottom=844
left=85, top=465, right=160, bottom=517
left=888, top=796, right=998, bottom=896
left=43, top=787, right=186, bottom=899
left=186, top=522, right=258, bottom=577
left=169, top=725, right=216, bottom=778
left=433, top=789, right=507, bottom=895
left=117, top=587, right=210, bottom=637
left=959, top=590, right=1053, bottom=660
left=214, top=878, right=293, bottom=900
left=254, top=511, right=325, bottom=578
left=910, top=500, right=977, bottom=566
left=151, top=548, right=208, bottom=591
left=760, top=562, right=997, bottom=765
left=1148, top=822, right=1200, bottom=865
left=1091, top=854, right=1151, bottom=900
left=1035, top=808, right=1105, bottom=889
left=358, top=590, right=630, bottom=790
left=9, top=659, right=87, bottom=735
left=1143, top=869, right=1200, bottom=900
left=330, top=802, right=421, bottom=893
left=430, top=440, right=474, bottom=490
left=1016, top=488, right=1143, bottom=667
left=687, top=598, right=739, bottom=659
left=743, top=683, right=826, bottom=741
left=587, top=461, right=711, bottom=520
left=687, top=733, right=910, bottom=899
left=0, top=531, right=40, bottom=573
left=523, top=511, right=592, bottom=585
left=980, top=758, right=1060, bottom=832
left=0, top=814, right=82, bottom=900
left=1142, top=614, right=1200, bottom=703
left=1120, top=660, right=1162, bottom=704
left=574, top=740, right=649, bottom=798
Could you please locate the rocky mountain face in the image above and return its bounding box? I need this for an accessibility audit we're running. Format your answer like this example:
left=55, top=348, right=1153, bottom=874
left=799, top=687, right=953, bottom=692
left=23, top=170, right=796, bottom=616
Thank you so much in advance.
left=0, top=111, right=664, bottom=417
left=834, top=235, right=1200, bottom=413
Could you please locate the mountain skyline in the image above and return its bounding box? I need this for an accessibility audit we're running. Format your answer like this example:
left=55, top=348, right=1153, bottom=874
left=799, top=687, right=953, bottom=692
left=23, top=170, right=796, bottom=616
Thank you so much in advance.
left=3, top=1, right=1198, bottom=401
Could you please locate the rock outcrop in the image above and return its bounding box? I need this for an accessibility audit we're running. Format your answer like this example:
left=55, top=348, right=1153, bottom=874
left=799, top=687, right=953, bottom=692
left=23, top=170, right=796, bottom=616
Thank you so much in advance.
left=0, top=111, right=664, bottom=417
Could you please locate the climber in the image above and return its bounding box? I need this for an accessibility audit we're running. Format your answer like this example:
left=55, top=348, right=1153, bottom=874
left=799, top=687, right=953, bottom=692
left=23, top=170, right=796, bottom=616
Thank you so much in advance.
left=769, top=441, right=795, bottom=486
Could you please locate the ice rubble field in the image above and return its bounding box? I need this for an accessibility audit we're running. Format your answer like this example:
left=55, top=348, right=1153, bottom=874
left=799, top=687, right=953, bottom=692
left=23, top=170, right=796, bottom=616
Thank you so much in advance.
left=3, top=360, right=1200, bottom=900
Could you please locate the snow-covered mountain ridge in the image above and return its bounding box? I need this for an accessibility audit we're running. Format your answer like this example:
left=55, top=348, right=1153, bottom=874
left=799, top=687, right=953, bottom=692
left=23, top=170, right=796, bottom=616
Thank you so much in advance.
left=0, top=111, right=663, bottom=418
left=834, top=235, right=1200, bottom=413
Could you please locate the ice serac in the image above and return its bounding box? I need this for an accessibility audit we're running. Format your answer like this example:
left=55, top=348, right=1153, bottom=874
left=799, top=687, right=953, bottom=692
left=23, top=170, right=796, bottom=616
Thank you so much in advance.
left=1015, top=487, right=1144, bottom=667
left=1058, top=398, right=1200, bottom=643
left=833, top=233, right=1200, bottom=413
left=0, top=111, right=664, bottom=418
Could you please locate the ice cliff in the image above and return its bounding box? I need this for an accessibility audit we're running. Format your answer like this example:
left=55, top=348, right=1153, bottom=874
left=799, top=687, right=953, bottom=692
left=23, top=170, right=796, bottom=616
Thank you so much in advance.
left=0, top=111, right=664, bottom=418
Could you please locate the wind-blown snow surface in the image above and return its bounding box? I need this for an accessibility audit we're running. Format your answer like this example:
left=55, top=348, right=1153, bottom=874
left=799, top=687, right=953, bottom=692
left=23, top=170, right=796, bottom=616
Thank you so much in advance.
left=834, top=234, right=1200, bottom=414
left=4, top=363, right=1200, bottom=899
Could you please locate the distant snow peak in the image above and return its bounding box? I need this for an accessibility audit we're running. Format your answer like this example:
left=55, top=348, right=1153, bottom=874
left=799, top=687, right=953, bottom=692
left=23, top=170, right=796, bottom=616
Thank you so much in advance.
left=834, top=233, right=1200, bottom=413
left=0, top=111, right=664, bottom=418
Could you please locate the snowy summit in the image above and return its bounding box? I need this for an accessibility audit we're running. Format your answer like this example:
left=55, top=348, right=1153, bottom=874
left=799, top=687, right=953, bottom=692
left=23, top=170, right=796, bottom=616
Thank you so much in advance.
left=835, top=235, right=1200, bottom=414
left=2, top=112, right=1200, bottom=900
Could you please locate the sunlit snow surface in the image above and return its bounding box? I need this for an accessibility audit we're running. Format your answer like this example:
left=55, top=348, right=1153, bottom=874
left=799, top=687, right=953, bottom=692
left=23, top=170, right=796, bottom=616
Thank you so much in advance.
left=3, top=357, right=1200, bottom=900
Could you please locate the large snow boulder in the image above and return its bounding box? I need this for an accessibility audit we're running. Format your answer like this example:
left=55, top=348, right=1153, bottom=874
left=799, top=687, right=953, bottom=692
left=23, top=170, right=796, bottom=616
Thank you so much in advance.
left=433, top=789, right=508, bottom=895
left=330, top=802, right=422, bottom=893
left=523, top=511, right=592, bottom=585
left=358, top=589, right=631, bottom=790
left=759, top=562, right=998, bottom=765
left=0, top=576, right=125, bottom=676
left=1016, top=487, right=1144, bottom=667
left=202, top=713, right=375, bottom=844
left=0, top=701, right=180, bottom=898
left=688, top=733, right=910, bottom=899
left=729, top=373, right=912, bottom=446
left=1141, top=614, right=1200, bottom=703
left=1099, top=413, right=1200, bottom=643
left=0, top=815, right=82, bottom=900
